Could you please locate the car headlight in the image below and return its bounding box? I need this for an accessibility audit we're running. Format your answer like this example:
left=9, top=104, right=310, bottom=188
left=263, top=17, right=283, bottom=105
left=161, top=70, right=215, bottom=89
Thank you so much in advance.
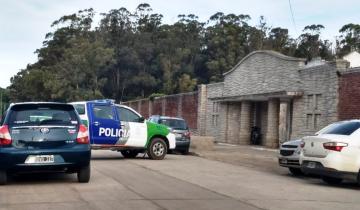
left=167, top=127, right=174, bottom=133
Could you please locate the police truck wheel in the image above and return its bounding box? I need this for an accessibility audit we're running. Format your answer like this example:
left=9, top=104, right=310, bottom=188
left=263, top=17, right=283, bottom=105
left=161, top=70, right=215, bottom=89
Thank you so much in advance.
left=121, top=150, right=139, bottom=158
left=0, top=171, right=7, bottom=185
left=77, top=165, right=90, bottom=183
left=147, top=138, right=167, bottom=160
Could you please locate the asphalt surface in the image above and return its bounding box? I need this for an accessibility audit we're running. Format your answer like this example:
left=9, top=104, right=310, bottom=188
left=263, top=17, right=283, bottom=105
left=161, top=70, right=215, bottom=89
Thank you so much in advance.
left=1, top=150, right=360, bottom=210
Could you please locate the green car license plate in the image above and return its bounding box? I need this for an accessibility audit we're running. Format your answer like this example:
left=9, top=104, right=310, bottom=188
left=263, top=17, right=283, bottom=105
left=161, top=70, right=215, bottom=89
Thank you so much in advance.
left=25, top=155, right=55, bottom=164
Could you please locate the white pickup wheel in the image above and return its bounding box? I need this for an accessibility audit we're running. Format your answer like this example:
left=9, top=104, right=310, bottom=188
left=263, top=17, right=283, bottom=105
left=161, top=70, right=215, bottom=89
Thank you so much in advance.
left=147, top=138, right=167, bottom=160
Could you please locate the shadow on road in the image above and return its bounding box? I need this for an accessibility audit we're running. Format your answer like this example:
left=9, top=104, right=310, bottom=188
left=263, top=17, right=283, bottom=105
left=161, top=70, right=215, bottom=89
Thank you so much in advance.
left=7, top=172, right=77, bottom=185
left=91, top=152, right=188, bottom=160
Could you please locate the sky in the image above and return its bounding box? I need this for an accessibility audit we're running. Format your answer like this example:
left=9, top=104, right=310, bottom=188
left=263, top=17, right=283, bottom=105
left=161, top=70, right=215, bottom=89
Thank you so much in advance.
left=0, top=0, right=359, bottom=88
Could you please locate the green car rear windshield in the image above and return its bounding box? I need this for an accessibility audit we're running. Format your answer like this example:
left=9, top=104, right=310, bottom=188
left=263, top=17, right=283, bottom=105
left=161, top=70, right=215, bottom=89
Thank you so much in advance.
left=8, top=104, right=79, bottom=127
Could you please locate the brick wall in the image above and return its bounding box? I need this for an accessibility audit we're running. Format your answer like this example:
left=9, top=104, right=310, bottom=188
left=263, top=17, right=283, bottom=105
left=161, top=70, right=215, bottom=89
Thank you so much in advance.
left=339, top=69, right=360, bottom=120
left=165, top=96, right=179, bottom=117
left=152, top=99, right=163, bottom=116
left=123, top=92, right=198, bottom=131
left=181, top=93, right=198, bottom=130
left=140, top=100, right=149, bottom=118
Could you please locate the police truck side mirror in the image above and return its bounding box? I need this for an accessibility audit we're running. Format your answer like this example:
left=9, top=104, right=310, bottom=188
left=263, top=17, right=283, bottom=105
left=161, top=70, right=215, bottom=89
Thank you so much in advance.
left=138, top=117, right=145, bottom=123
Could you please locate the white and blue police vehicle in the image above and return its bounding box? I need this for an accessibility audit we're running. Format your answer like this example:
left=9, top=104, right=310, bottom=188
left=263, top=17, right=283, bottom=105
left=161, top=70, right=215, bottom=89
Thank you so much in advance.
left=70, top=100, right=176, bottom=160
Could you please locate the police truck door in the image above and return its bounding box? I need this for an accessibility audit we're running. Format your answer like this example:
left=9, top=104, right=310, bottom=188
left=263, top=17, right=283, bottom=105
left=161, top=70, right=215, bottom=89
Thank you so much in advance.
left=89, top=103, right=119, bottom=145
left=115, top=106, right=147, bottom=147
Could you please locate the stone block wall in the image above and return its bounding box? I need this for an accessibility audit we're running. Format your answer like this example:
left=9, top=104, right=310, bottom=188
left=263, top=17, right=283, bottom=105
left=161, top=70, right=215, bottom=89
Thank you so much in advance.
left=223, top=51, right=305, bottom=97
left=291, top=64, right=339, bottom=139
left=203, top=83, right=224, bottom=141
left=226, top=102, right=241, bottom=144
left=123, top=52, right=355, bottom=147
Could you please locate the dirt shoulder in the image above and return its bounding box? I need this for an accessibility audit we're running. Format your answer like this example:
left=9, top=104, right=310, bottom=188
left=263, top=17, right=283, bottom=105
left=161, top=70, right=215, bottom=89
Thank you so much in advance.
left=192, top=143, right=288, bottom=174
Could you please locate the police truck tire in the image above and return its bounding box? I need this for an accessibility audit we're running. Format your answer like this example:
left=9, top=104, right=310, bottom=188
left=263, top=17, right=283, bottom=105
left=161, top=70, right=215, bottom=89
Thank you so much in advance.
left=147, top=138, right=167, bottom=160
left=77, top=166, right=90, bottom=183
left=0, top=171, right=7, bottom=185
left=121, top=150, right=139, bottom=158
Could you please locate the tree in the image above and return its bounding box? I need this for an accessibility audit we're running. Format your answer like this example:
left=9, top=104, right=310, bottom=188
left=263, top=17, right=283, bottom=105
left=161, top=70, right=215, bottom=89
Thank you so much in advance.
left=47, top=37, right=114, bottom=101
left=178, top=74, right=197, bottom=92
left=265, top=27, right=296, bottom=55
left=204, top=13, right=251, bottom=82
left=0, top=87, right=9, bottom=115
left=336, top=23, right=360, bottom=57
left=8, top=5, right=343, bottom=103
left=295, top=24, right=333, bottom=60
left=155, top=14, right=204, bottom=94
left=9, top=8, right=110, bottom=102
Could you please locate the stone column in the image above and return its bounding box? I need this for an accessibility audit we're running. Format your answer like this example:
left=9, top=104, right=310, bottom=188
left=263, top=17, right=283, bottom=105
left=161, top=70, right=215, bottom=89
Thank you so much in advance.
left=197, top=85, right=208, bottom=136
left=149, top=100, right=153, bottom=116
left=266, top=99, right=279, bottom=148
left=279, top=99, right=290, bottom=144
left=161, top=98, right=166, bottom=115
left=137, top=100, right=141, bottom=113
left=177, top=94, right=183, bottom=117
left=239, top=101, right=251, bottom=145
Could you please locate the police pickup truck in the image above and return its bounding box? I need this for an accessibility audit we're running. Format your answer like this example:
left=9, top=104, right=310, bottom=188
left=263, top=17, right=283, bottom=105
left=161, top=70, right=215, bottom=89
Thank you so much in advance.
left=70, top=100, right=176, bottom=160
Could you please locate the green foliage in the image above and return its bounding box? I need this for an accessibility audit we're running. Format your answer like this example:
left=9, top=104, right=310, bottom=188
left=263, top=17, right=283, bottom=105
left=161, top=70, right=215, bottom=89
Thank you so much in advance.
left=148, top=93, right=165, bottom=100
left=205, top=13, right=252, bottom=82
left=178, top=74, right=197, bottom=93
left=8, top=4, right=352, bottom=102
left=295, top=24, right=333, bottom=61
left=0, top=88, right=9, bottom=115
left=336, top=23, right=360, bottom=57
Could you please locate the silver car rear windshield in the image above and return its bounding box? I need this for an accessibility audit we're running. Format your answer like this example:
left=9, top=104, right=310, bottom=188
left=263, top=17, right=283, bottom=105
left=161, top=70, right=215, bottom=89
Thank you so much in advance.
left=159, top=119, right=188, bottom=130
left=321, top=121, right=360, bottom=136
left=73, top=104, right=86, bottom=115
left=8, top=104, right=78, bottom=127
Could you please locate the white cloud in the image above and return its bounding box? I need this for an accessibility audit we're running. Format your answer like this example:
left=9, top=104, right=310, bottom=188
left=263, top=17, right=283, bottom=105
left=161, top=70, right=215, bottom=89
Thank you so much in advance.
left=0, top=0, right=359, bottom=88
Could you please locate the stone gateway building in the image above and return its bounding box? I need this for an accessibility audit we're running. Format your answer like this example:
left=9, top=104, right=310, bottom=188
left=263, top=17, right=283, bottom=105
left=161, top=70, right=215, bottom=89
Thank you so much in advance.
left=125, top=50, right=360, bottom=148
left=197, top=50, right=350, bottom=148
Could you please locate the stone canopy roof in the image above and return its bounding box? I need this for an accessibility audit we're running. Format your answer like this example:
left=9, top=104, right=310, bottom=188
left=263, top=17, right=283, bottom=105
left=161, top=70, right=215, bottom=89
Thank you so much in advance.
left=223, top=50, right=306, bottom=76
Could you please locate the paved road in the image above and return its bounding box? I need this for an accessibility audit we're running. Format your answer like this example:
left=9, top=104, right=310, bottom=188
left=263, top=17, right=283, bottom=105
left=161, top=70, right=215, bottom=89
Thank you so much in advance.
left=1, top=150, right=360, bottom=210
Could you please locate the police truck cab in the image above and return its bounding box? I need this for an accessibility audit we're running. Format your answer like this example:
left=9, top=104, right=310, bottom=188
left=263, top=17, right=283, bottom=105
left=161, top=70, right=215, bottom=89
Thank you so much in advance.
left=70, top=100, right=176, bottom=160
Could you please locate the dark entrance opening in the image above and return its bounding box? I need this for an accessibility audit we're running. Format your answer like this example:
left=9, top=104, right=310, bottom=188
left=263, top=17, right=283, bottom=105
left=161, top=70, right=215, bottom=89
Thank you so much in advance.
left=250, top=102, right=268, bottom=145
